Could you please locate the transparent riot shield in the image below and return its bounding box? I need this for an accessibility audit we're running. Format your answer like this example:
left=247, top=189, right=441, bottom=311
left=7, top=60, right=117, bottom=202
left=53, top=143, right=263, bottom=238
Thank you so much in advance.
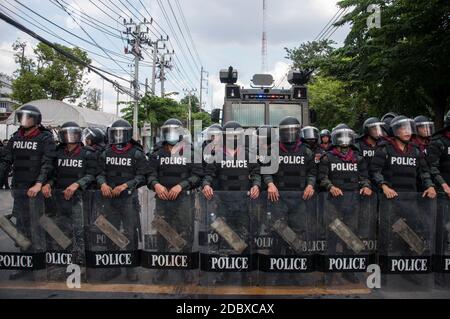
left=435, top=193, right=450, bottom=289
left=256, top=191, right=320, bottom=287
left=140, top=188, right=198, bottom=285
left=378, top=192, right=436, bottom=291
left=42, top=190, right=86, bottom=282
left=321, top=192, right=377, bottom=290
left=0, top=189, right=46, bottom=285
left=199, top=191, right=256, bottom=286
left=85, top=190, right=142, bottom=283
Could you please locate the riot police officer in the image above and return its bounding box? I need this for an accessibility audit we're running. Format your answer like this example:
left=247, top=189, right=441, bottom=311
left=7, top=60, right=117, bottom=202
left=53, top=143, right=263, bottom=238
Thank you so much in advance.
left=411, top=116, right=435, bottom=154
left=319, top=129, right=331, bottom=152
left=318, top=127, right=372, bottom=196
left=381, top=112, right=398, bottom=136
left=202, top=123, right=222, bottom=166
left=201, top=121, right=261, bottom=283
left=0, top=105, right=56, bottom=279
left=370, top=116, right=436, bottom=198
left=355, top=117, right=386, bottom=168
left=82, top=127, right=106, bottom=154
left=146, top=118, right=203, bottom=283
left=301, top=126, right=322, bottom=164
left=41, top=122, right=98, bottom=268
left=96, top=119, right=150, bottom=281
left=318, top=127, right=372, bottom=284
left=428, top=110, right=450, bottom=197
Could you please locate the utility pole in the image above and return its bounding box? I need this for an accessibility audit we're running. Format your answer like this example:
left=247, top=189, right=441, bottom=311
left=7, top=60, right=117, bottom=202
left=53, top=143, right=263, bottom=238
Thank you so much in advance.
left=150, top=36, right=169, bottom=96
left=123, top=18, right=152, bottom=140
left=116, top=90, right=120, bottom=116
left=183, top=88, right=197, bottom=132
left=158, top=49, right=174, bottom=98
left=199, top=66, right=209, bottom=111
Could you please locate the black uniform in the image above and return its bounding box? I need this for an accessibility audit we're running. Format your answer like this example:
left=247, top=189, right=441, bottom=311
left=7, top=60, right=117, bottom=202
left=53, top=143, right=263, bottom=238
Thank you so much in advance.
left=0, top=127, right=56, bottom=253
left=96, top=142, right=150, bottom=255
left=46, top=144, right=98, bottom=265
left=147, top=141, right=203, bottom=253
left=355, top=137, right=386, bottom=169
left=428, top=131, right=450, bottom=190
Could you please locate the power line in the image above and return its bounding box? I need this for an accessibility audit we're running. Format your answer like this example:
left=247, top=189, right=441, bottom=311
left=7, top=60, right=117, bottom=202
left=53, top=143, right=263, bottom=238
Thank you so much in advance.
left=174, top=0, right=202, bottom=65
left=0, top=9, right=133, bottom=96
left=314, top=7, right=343, bottom=41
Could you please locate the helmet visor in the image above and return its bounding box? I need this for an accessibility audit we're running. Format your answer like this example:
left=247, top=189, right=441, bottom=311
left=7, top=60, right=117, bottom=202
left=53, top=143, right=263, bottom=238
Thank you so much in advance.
left=161, top=124, right=183, bottom=145
left=331, top=129, right=355, bottom=146
left=279, top=124, right=300, bottom=143
left=301, top=127, right=319, bottom=141
left=108, top=127, right=132, bottom=145
left=15, top=110, right=38, bottom=128
left=367, top=122, right=386, bottom=139
left=416, top=122, right=435, bottom=137
left=59, top=127, right=82, bottom=144
left=392, top=119, right=416, bottom=139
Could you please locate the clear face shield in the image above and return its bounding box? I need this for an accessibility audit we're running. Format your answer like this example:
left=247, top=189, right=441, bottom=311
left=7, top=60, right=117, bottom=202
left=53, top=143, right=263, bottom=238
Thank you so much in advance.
left=204, top=128, right=222, bottom=145
left=279, top=124, right=301, bottom=143
left=108, top=127, right=132, bottom=145
left=367, top=122, right=386, bottom=140
left=392, top=119, right=416, bottom=142
left=416, top=122, right=435, bottom=138
left=331, top=129, right=356, bottom=147
left=59, top=127, right=82, bottom=144
left=15, top=110, right=38, bottom=129
left=82, top=128, right=96, bottom=146
left=161, top=125, right=183, bottom=145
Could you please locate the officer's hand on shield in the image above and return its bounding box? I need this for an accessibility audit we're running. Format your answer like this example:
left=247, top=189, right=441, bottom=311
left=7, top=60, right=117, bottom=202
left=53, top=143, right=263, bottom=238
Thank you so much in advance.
left=168, top=184, right=182, bottom=200
left=329, top=185, right=343, bottom=197
left=360, top=187, right=372, bottom=196
left=202, top=185, right=214, bottom=200
left=154, top=183, right=169, bottom=200
left=112, top=183, right=128, bottom=197
left=422, top=186, right=437, bottom=199
left=64, top=183, right=80, bottom=200
left=101, top=183, right=113, bottom=198
left=267, top=182, right=279, bottom=202
left=303, top=185, right=315, bottom=200
left=381, top=184, right=398, bottom=199
left=27, top=182, right=42, bottom=198
left=442, top=183, right=450, bottom=198
left=249, top=185, right=260, bottom=199
left=42, top=184, right=52, bottom=198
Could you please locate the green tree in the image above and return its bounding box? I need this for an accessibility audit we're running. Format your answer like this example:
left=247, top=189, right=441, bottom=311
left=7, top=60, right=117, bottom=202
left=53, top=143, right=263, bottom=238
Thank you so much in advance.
left=11, top=41, right=91, bottom=104
left=326, top=0, right=450, bottom=128
left=285, top=39, right=336, bottom=75
left=180, top=94, right=200, bottom=113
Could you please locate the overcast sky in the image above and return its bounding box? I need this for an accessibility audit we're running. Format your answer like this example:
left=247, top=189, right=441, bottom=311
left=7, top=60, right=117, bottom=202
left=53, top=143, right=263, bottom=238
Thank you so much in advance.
left=0, top=0, right=351, bottom=115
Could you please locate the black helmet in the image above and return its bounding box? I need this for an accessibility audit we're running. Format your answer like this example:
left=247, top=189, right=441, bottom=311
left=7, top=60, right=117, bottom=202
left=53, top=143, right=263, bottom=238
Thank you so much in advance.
left=15, top=104, right=42, bottom=128
left=83, top=127, right=106, bottom=146
left=444, top=110, right=450, bottom=128
left=320, top=129, right=331, bottom=137
left=332, top=123, right=350, bottom=132
left=331, top=128, right=356, bottom=147
left=108, top=119, right=133, bottom=145
left=161, top=118, right=184, bottom=145
left=279, top=116, right=301, bottom=143
left=58, top=121, right=82, bottom=144
left=390, top=116, right=416, bottom=142
left=301, top=126, right=319, bottom=142
left=381, top=112, right=398, bottom=125
left=414, top=115, right=435, bottom=138
left=363, top=117, right=385, bottom=140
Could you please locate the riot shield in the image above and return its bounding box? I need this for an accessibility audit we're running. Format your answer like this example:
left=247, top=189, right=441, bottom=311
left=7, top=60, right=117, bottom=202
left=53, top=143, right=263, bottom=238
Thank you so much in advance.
left=85, top=190, right=142, bottom=283
left=435, top=193, right=450, bottom=289
left=0, top=189, right=46, bottom=284
left=378, top=192, right=436, bottom=291
left=42, top=190, right=86, bottom=282
left=140, top=188, right=198, bottom=285
left=321, top=191, right=377, bottom=290
left=256, top=191, right=320, bottom=287
left=199, top=191, right=256, bottom=286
